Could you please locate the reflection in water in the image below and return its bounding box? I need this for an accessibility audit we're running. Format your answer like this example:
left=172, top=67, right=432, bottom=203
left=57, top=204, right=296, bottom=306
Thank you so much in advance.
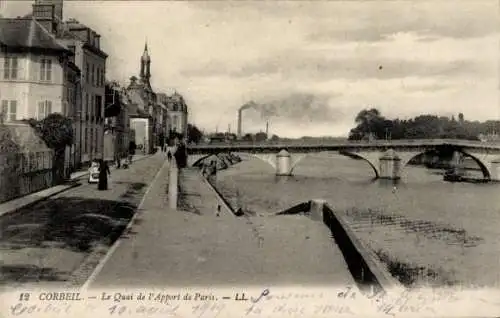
left=213, top=153, right=500, bottom=288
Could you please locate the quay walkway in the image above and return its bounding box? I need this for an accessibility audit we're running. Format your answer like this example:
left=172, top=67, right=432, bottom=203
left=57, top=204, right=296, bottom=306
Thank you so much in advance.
left=84, top=162, right=356, bottom=288
left=0, top=154, right=151, bottom=218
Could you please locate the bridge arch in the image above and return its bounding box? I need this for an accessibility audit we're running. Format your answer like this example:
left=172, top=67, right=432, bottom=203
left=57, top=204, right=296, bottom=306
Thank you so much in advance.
left=399, top=148, right=494, bottom=180
left=338, top=150, right=381, bottom=178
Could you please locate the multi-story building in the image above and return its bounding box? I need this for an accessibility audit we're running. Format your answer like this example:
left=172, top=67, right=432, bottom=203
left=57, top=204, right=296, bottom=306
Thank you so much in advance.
left=57, top=21, right=107, bottom=166
left=0, top=17, right=79, bottom=130
left=30, top=0, right=108, bottom=167
left=162, top=91, right=188, bottom=140
left=104, top=82, right=129, bottom=161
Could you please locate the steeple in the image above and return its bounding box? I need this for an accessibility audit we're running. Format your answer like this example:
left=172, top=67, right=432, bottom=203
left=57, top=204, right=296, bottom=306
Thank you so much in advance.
left=140, top=40, right=151, bottom=83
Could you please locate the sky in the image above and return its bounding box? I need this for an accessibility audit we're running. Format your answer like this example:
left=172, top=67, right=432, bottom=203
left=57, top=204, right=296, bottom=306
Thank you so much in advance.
left=1, top=0, right=499, bottom=138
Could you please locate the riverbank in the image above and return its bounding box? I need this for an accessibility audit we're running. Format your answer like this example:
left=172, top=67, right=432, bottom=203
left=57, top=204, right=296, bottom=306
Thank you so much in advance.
left=209, top=154, right=500, bottom=289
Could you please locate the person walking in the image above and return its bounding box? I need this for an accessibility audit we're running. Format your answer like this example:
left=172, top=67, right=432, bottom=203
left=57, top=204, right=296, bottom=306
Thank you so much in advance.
left=128, top=141, right=136, bottom=165
left=174, top=141, right=187, bottom=169
left=98, top=159, right=111, bottom=191
left=114, top=153, right=121, bottom=169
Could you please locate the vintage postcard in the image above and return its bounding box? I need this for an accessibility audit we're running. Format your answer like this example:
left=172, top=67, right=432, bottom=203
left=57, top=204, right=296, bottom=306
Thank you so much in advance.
left=0, top=0, right=499, bottom=317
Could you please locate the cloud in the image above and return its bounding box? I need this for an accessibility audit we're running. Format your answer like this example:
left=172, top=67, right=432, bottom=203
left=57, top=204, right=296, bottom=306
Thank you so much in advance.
left=187, top=56, right=488, bottom=81
left=1, top=0, right=498, bottom=138
left=306, top=1, right=499, bottom=43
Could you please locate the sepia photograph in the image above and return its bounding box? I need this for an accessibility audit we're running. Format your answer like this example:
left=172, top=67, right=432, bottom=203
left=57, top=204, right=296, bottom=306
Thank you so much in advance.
left=0, top=0, right=499, bottom=316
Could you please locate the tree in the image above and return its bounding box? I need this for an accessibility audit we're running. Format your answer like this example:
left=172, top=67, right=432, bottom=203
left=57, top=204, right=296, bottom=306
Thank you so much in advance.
left=349, top=108, right=386, bottom=140
left=27, top=113, right=74, bottom=182
left=187, top=123, right=203, bottom=144
left=458, top=113, right=464, bottom=124
left=31, top=113, right=73, bottom=150
left=242, top=133, right=253, bottom=142
left=255, top=132, right=267, bottom=142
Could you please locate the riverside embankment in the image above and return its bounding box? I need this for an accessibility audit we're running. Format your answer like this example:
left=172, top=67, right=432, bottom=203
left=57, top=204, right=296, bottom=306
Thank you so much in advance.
left=185, top=153, right=399, bottom=293
left=210, top=153, right=500, bottom=289
left=92, top=152, right=359, bottom=288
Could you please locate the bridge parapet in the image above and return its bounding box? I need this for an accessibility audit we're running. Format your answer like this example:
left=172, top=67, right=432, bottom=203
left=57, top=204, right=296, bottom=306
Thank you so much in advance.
left=187, top=140, right=500, bottom=181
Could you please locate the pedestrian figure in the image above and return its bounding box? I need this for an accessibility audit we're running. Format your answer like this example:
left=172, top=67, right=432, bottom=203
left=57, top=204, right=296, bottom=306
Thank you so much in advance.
left=167, top=150, right=172, bottom=161
left=98, top=159, right=111, bottom=191
left=128, top=141, right=136, bottom=165
left=174, top=141, right=187, bottom=169
left=115, top=153, right=121, bottom=169
left=235, top=207, right=244, bottom=217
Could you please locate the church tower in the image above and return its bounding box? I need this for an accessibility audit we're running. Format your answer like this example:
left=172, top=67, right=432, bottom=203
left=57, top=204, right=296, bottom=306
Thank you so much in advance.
left=140, top=41, right=151, bottom=87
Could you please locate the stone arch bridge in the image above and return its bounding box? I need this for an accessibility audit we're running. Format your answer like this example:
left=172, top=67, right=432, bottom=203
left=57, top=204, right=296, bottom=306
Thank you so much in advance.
left=187, top=139, right=500, bottom=181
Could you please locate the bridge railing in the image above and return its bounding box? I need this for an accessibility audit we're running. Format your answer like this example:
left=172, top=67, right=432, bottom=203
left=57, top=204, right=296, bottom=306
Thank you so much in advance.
left=188, top=138, right=500, bottom=150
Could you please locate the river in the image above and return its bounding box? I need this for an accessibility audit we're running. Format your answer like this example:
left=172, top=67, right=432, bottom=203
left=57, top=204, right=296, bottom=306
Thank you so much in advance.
left=212, top=152, right=500, bottom=289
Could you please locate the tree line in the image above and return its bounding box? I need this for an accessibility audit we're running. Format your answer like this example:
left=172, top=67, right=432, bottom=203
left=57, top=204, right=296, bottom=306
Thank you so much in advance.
left=348, top=108, right=500, bottom=141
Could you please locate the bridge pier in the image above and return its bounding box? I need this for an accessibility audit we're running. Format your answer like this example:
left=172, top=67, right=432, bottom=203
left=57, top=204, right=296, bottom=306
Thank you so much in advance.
left=488, top=159, right=500, bottom=181
left=379, top=149, right=401, bottom=180
left=276, top=149, right=293, bottom=176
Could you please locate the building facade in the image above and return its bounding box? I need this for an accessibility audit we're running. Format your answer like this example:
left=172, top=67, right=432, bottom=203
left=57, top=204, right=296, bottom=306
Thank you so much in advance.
left=30, top=0, right=108, bottom=167
left=160, top=92, right=188, bottom=140
left=104, top=82, right=129, bottom=161
left=57, top=20, right=107, bottom=166
left=0, top=18, right=77, bottom=128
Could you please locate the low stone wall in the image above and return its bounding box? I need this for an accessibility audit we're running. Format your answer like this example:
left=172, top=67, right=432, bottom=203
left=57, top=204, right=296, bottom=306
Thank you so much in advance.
left=276, top=199, right=403, bottom=295
left=191, top=153, right=242, bottom=216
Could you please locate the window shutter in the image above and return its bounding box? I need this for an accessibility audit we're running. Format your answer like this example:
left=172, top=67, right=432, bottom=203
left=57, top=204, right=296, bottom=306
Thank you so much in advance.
left=3, top=58, right=10, bottom=79
left=46, top=59, right=52, bottom=81
left=11, top=57, right=18, bottom=79
left=37, top=101, right=44, bottom=120
left=9, top=100, right=16, bottom=121
left=40, top=59, right=46, bottom=81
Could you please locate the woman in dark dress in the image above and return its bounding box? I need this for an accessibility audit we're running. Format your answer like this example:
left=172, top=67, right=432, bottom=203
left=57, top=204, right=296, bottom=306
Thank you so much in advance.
left=174, top=142, right=187, bottom=168
left=98, top=159, right=111, bottom=190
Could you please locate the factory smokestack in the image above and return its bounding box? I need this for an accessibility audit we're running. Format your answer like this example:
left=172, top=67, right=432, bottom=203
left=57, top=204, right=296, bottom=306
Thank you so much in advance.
left=266, top=121, right=269, bottom=139
left=237, top=109, right=242, bottom=139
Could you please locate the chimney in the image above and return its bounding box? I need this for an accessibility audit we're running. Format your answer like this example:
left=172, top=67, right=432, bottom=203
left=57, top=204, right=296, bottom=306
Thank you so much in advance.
left=32, top=4, right=55, bottom=33
left=35, top=0, right=63, bottom=20
left=237, top=109, right=242, bottom=139
left=32, top=0, right=63, bottom=34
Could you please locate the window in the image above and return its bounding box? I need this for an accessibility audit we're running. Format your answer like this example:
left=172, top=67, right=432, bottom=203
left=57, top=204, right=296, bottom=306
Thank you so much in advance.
left=85, top=93, right=89, bottom=118
left=37, top=101, right=52, bottom=120
left=91, top=64, right=95, bottom=86
left=101, top=70, right=105, bottom=87
left=85, top=63, right=89, bottom=84
left=96, top=68, right=100, bottom=87
left=3, top=56, right=18, bottom=80
left=40, top=59, right=52, bottom=81
left=90, top=93, right=94, bottom=120
left=1, top=100, right=17, bottom=121
left=89, top=128, right=94, bottom=153
left=1, top=100, right=8, bottom=119
left=95, top=127, right=99, bottom=151
left=95, top=95, right=102, bottom=120
left=84, top=127, right=88, bottom=153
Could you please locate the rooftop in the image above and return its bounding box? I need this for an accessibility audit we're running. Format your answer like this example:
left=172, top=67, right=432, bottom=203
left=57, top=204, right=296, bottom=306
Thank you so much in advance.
left=0, top=18, right=70, bottom=53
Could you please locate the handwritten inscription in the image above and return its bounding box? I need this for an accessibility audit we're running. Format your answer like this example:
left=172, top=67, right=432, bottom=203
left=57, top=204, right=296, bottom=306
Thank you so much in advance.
left=4, top=287, right=498, bottom=318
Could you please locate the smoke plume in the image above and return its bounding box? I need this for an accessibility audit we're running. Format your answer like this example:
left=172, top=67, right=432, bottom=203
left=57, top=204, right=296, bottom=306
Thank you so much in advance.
left=240, top=93, right=341, bottom=123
